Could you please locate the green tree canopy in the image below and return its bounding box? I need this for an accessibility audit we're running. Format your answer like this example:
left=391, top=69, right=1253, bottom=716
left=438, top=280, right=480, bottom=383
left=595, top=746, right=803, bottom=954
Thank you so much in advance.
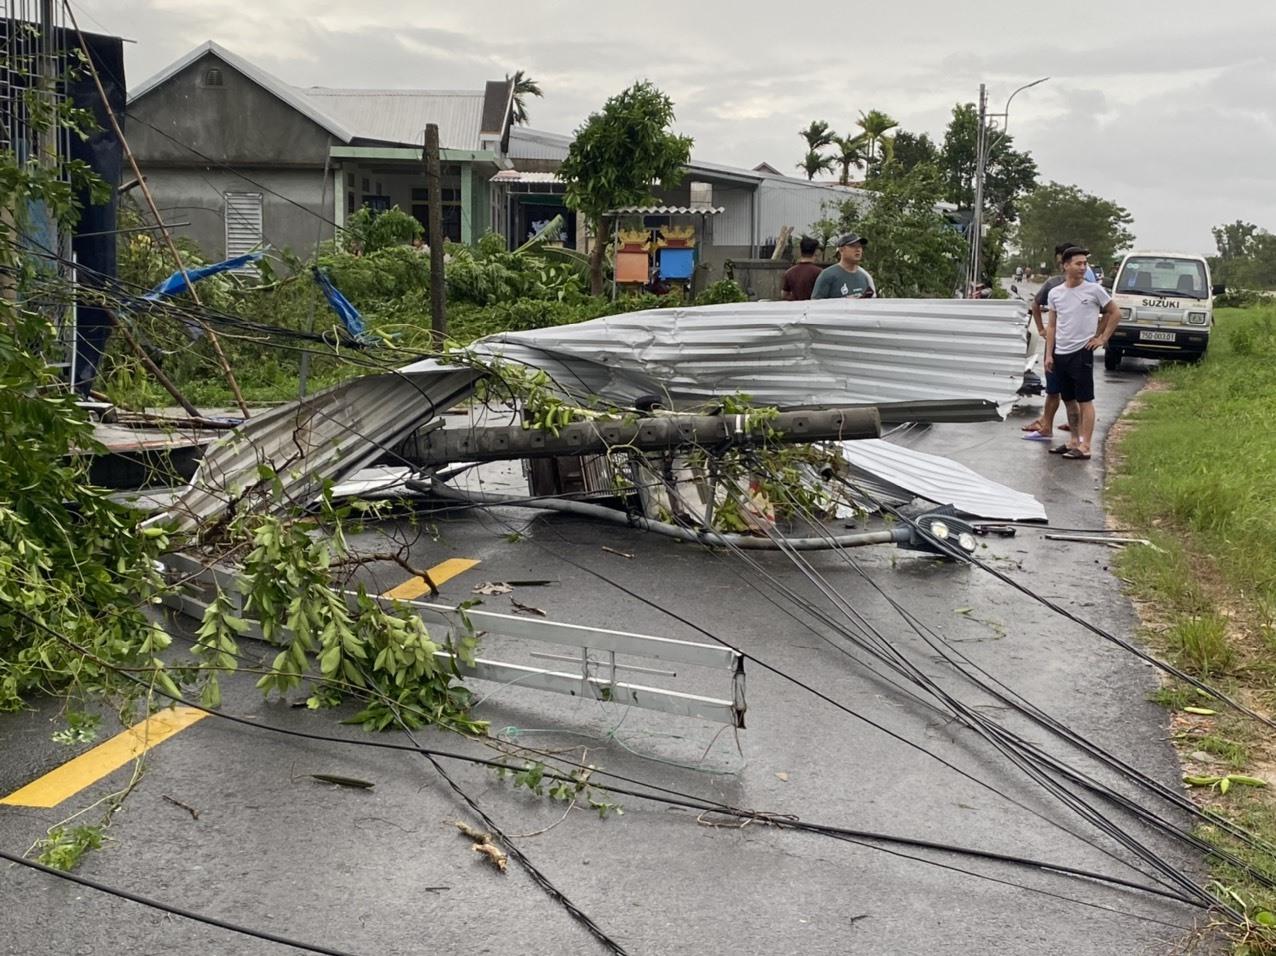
left=558, top=81, right=693, bottom=292
left=832, top=134, right=868, bottom=185
left=797, top=149, right=836, bottom=181
left=506, top=70, right=543, bottom=126
left=940, top=103, right=1038, bottom=222
left=856, top=109, right=899, bottom=171
left=799, top=120, right=835, bottom=153
left=1209, top=220, right=1276, bottom=290
left=1015, top=181, right=1135, bottom=271
left=889, top=130, right=940, bottom=175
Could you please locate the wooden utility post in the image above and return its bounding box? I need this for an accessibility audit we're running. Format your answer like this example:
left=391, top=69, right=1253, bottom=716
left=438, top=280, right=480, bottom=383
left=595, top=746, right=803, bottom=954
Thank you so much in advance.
left=423, top=124, right=447, bottom=346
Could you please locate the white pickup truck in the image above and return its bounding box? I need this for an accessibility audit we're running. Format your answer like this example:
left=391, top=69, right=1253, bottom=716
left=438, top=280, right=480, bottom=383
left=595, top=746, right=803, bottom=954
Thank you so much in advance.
left=1103, top=251, right=1222, bottom=370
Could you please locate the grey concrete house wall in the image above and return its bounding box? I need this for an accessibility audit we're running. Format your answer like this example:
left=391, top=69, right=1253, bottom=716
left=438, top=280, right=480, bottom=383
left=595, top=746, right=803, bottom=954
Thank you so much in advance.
left=127, top=49, right=337, bottom=260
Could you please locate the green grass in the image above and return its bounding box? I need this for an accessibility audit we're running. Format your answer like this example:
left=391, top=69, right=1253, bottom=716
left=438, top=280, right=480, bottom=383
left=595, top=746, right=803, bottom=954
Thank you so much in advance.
left=1197, top=733, right=1251, bottom=770
left=1109, top=305, right=1276, bottom=952
left=1167, top=613, right=1236, bottom=678
left=1110, top=307, right=1276, bottom=615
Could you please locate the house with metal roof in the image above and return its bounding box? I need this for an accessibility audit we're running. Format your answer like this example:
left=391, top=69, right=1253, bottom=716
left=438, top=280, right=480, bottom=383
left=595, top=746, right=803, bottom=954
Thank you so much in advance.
left=126, top=40, right=870, bottom=292
left=497, top=126, right=872, bottom=287
left=125, top=41, right=515, bottom=259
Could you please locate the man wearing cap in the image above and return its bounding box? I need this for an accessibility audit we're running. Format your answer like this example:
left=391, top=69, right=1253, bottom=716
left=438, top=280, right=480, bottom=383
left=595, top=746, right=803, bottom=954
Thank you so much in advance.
left=811, top=234, right=876, bottom=300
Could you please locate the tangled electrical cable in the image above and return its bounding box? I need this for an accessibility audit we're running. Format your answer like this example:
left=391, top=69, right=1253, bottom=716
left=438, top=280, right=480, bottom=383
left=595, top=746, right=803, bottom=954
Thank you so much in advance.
left=424, top=450, right=1275, bottom=931
left=4, top=603, right=1206, bottom=929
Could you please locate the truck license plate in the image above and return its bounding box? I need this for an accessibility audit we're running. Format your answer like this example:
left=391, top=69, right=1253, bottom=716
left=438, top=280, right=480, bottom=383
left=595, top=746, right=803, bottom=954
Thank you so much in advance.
left=1139, top=330, right=1175, bottom=343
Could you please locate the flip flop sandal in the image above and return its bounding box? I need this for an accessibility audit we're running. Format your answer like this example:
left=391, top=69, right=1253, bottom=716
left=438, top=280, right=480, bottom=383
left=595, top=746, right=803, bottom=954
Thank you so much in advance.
left=1048, top=444, right=1071, bottom=455
left=1021, top=422, right=1043, bottom=431
left=1059, top=423, right=1071, bottom=431
left=1061, top=448, right=1092, bottom=460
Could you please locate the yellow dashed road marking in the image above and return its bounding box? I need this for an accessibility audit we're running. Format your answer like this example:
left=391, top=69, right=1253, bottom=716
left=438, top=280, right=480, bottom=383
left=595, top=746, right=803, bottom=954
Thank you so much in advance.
left=1, top=707, right=208, bottom=808
left=382, top=557, right=480, bottom=600
left=2, top=558, right=480, bottom=809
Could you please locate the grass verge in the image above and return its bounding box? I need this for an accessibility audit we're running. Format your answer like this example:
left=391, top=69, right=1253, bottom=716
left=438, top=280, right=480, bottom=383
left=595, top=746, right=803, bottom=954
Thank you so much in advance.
left=1107, top=305, right=1276, bottom=952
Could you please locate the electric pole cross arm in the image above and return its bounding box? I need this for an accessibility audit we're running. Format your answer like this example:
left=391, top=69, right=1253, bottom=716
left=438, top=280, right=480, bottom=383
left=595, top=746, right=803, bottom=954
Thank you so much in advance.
left=397, top=406, right=882, bottom=467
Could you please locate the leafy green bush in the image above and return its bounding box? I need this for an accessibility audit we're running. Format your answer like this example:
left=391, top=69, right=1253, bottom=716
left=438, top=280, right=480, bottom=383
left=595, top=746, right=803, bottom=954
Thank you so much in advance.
left=445, top=243, right=584, bottom=306
left=1216, top=288, right=1268, bottom=309
left=319, top=245, right=429, bottom=302
left=341, top=205, right=423, bottom=254
left=1227, top=314, right=1275, bottom=357
left=693, top=278, right=748, bottom=305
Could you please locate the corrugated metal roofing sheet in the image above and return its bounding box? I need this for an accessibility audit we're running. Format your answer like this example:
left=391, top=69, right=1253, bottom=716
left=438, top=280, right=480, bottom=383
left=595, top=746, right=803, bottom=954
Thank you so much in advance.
left=298, top=88, right=485, bottom=148
left=163, top=368, right=480, bottom=532
left=408, top=299, right=1028, bottom=423
left=491, top=170, right=563, bottom=184
left=844, top=438, right=1047, bottom=521
left=608, top=206, right=726, bottom=215
left=508, top=127, right=573, bottom=161
left=166, top=299, right=1034, bottom=530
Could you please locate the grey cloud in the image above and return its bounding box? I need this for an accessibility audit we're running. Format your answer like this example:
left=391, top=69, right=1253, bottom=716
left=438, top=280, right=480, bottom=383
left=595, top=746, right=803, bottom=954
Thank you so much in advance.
left=98, top=0, right=1276, bottom=250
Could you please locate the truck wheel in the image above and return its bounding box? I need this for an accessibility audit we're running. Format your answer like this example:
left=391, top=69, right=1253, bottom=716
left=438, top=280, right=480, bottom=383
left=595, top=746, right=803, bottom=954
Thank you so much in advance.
left=1103, top=347, right=1122, bottom=371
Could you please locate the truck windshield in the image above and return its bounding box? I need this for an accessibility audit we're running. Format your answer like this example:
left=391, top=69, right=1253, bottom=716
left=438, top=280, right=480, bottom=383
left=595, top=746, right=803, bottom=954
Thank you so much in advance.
left=1114, top=257, right=1208, bottom=299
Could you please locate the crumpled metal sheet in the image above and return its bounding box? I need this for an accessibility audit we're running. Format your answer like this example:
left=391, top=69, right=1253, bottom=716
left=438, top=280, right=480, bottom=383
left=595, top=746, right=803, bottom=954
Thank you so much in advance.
left=843, top=438, right=1047, bottom=521
left=401, top=298, right=1028, bottom=424
left=162, top=368, right=479, bottom=531
left=164, top=299, right=1036, bottom=529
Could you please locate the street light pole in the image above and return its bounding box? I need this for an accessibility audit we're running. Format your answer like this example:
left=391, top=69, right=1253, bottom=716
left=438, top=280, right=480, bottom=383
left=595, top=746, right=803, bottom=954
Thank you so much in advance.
left=969, top=84, right=988, bottom=296
left=968, top=76, right=1049, bottom=293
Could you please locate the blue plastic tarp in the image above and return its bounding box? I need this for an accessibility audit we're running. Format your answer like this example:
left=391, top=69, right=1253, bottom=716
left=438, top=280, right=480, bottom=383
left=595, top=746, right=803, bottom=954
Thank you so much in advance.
left=312, top=267, right=367, bottom=340
left=142, top=251, right=263, bottom=302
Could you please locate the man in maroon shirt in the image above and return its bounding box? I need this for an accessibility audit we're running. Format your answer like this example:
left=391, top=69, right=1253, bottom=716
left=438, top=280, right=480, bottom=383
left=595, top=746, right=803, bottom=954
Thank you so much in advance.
left=781, top=236, right=823, bottom=300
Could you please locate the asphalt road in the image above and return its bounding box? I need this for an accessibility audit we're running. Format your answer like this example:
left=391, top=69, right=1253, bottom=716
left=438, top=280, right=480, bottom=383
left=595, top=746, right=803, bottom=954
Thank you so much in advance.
left=0, top=355, right=1208, bottom=956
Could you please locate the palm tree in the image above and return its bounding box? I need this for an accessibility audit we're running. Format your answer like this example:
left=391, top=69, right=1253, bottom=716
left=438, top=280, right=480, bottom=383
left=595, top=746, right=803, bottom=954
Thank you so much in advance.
left=855, top=109, right=900, bottom=165
left=796, top=149, right=836, bottom=181
left=507, top=70, right=543, bottom=126
left=832, top=134, right=869, bottom=185
left=799, top=120, right=835, bottom=154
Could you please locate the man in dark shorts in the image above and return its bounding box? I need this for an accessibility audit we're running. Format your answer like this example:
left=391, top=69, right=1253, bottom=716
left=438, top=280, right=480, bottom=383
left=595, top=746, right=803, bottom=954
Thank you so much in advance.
left=1043, top=247, right=1120, bottom=460
left=781, top=236, right=823, bottom=301
left=1022, top=240, right=1091, bottom=442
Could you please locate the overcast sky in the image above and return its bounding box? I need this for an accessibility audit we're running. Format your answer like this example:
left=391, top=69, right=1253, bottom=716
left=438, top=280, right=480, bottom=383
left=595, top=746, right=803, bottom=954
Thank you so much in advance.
left=80, top=0, right=1276, bottom=255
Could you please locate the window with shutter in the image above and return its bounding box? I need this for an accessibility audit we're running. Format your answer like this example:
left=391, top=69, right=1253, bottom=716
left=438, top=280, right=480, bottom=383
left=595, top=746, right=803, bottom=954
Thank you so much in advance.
left=224, top=192, right=263, bottom=260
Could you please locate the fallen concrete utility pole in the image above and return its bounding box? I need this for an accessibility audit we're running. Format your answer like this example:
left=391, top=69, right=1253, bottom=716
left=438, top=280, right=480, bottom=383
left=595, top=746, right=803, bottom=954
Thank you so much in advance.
left=401, top=406, right=881, bottom=467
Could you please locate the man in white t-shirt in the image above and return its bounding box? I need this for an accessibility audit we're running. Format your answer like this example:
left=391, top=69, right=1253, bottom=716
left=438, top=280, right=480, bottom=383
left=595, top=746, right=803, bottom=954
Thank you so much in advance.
left=1043, top=247, right=1121, bottom=460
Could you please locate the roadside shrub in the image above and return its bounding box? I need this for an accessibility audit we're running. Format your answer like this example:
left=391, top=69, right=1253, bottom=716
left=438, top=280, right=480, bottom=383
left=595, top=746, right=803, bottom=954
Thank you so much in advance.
left=1227, top=314, right=1276, bottom=357
left=693, top=278, right=748, bottom=305
left=341, top=205, right=422, bottom=254
left=1215, top=288, right=1266, bottom=309
left=319, top=245, right=428, bottom=303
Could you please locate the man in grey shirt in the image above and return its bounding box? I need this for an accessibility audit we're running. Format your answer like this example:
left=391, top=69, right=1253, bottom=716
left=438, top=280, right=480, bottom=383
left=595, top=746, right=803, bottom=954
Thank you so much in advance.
left=811, top=234, right=876, bottom=299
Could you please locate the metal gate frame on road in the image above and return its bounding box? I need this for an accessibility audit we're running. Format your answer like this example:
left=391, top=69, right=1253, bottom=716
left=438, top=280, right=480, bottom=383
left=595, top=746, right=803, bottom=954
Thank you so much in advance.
left=161, top=552, right=747, bottom=728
